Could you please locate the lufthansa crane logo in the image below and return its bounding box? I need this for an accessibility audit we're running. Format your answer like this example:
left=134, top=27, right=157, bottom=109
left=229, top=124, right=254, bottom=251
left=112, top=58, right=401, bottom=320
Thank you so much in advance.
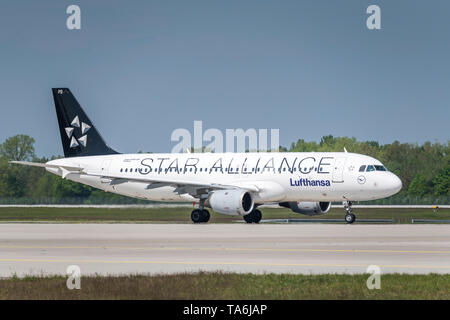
left=357, top=175, right=366, bottom=184
left=65, top=115, right=91, bottom=148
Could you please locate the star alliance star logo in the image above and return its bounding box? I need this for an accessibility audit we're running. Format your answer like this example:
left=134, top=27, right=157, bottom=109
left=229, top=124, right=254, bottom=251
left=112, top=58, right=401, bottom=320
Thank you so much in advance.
left=65, top=115, right=91, bottom=148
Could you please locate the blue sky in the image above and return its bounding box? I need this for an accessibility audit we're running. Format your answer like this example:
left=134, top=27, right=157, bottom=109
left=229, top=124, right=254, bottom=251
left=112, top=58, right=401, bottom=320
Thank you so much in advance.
left=0, top=0, right=448, bottom=157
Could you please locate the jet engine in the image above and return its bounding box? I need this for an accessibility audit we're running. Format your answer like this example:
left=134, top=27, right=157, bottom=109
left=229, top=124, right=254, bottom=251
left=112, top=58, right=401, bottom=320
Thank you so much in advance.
left=206, top=189, right=254, bottom=216
left=279, top=201, right=331, bottom=216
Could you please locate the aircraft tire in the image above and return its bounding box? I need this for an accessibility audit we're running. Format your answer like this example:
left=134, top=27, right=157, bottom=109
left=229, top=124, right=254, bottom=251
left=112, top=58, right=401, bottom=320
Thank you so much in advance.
left=243, top=209, right=262, bottom=224
left=243, top=212, right=253, bottom=223
left=252, top=209, right=262, bottom=223
left=191, top=209, right=203, bottom=223
left=345, top=213, right=356, bottom=224
left=201, top=209, right=210, bottom=223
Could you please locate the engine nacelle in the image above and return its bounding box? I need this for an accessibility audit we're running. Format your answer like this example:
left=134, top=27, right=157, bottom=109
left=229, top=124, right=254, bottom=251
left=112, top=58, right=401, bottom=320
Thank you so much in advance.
left=280, top=201, right=331, bottom=216
left=206, top=189, right=254, bottom=216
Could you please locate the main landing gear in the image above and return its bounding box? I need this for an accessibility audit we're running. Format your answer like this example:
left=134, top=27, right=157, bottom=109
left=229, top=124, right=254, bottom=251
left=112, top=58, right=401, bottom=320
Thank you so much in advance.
left=191, top=208, right=210, bottom=223
left=344, top=200, right=356, bottom=224
left=243, top=209, right=262, bottom=224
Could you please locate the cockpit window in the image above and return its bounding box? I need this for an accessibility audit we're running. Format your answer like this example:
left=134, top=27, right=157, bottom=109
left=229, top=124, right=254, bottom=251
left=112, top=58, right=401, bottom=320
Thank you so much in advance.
left=366, top=165, right=375, bottom=172
left=375, top=165, right=387, bottom=171
left=359, top=165, right=366, bottom=172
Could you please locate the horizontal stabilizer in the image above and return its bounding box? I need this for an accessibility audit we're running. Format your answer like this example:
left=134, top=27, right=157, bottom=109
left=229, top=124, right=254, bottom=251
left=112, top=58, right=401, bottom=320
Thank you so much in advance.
left=9, top=161, right=84, bottom=178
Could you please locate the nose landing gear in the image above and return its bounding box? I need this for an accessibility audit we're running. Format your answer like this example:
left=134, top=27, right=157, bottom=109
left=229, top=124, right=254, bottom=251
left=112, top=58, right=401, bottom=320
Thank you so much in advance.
left=344, top=201, right=356, bottom=224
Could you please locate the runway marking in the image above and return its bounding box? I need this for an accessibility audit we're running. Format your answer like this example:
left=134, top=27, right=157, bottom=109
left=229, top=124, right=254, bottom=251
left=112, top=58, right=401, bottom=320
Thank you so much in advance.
left=0, top=258, right=449, bottom=270
left=0, top=245, right=449, bottom=255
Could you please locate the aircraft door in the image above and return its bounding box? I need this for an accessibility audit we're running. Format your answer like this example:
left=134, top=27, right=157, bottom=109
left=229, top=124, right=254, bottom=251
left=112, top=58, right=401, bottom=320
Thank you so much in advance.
left=332, top=157, right=346, bottom=183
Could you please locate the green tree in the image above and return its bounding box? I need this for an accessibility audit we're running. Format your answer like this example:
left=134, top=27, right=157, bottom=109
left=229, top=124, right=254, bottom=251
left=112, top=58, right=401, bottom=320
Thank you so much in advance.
left=0, top=157, right=28, bottom=197
left=319, top=135, right=335, bottom=147
left=433, top=162, right=450, bottom=196
left=380, top=141, right=417, bottom=192
left=0, top=135, right=37, bottom=198
left=51, top=177, right=92, bottom=199
left=408, top=174, right=431, bottom=196
left=0, top=134, right=35, bottom=161
left=289, top=139, right=318, bottom=152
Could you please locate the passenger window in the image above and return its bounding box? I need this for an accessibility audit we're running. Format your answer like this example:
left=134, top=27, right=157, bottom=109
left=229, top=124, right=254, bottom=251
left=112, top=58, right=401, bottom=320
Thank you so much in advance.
left=366, top=165, right=375, bottom=172
left=120, top=169, right=123, bottom=172
left=359, top=165, right=366, bottom=172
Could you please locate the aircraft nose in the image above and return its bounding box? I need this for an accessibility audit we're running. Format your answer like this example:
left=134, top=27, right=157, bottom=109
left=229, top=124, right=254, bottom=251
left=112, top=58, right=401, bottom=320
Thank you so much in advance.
left=390, top=173, right=402, bottom=194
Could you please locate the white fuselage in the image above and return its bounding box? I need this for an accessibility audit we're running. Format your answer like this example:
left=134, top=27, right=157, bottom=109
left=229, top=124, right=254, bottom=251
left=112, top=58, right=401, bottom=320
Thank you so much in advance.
left=46, top=152, right=402, bottom=204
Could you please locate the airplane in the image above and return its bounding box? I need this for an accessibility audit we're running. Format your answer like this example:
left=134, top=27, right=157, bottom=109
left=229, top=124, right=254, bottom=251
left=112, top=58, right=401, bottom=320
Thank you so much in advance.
left=11, top=88, right=402, bottom=224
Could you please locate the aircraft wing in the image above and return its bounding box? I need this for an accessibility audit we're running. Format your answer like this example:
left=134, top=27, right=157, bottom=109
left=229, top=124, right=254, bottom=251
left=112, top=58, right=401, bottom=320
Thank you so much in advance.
left=87, top=171, right=260, bottom=197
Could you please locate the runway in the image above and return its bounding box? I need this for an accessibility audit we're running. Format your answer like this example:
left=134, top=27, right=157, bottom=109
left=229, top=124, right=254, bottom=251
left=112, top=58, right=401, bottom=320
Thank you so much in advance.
left=0, top=224, right=449, bottom=277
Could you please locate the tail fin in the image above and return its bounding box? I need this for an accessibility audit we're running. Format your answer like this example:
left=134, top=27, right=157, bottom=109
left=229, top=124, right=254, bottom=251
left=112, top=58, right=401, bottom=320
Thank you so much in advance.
left=52, top=88, right=119, bottom=158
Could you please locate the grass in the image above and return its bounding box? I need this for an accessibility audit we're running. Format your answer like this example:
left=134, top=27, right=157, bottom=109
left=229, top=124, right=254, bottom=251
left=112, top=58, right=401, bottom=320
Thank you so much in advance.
left=0, top=207, right=448, bottom=223
left=0, top=272, right=448, bottom=299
